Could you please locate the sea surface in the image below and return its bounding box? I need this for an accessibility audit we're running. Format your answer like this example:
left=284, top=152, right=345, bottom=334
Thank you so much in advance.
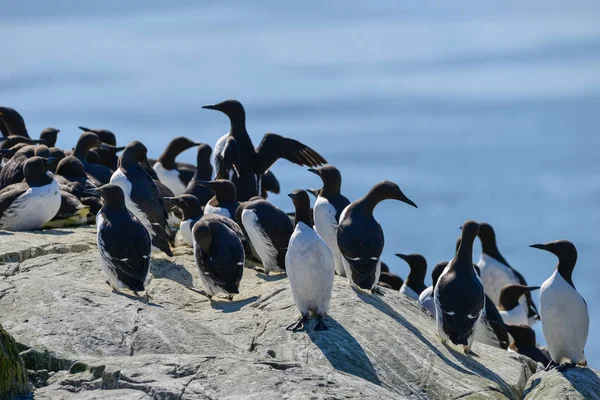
left=3, top=1, right=600, bottom=366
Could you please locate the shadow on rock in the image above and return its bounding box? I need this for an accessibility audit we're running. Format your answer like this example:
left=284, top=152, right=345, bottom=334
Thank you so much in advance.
left=307, top=316, right=381, bottom=386
left=211, top=296, right=260, bottom=313
left=41, top=229, right=74, bottom=236
left=150, top=259, right=194, bottom=287
left=255, top=273, right=287, bottom=282
left=563, top=367, right=600, bottom=398
left=355, top=290, right=476, bottom=377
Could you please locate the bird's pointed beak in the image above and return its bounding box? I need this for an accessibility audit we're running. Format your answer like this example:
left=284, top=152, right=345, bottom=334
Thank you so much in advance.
left=100, top=143, right=125, bottom=153
left=526, top=286, right=541, bottom=293
left=202, top=104, right=219, bottom=111
left=529, top=243, right=547, bottom=250
left=44, top=157, right=58, bottom=168
left=78, top=126, right=92, bottom=132
left=287, top=192, right=297, bottom=200
left=395, top=253, right=409, bottom=263
left=163, top=196, right=182, bottom=206
left=307, top=168, right=320, bottom=176
left=398, top=194, right=417, bottom=209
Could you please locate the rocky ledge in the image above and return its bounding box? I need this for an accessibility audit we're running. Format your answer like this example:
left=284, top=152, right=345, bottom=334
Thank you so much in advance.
left=0, top=227, right=598, bottom=399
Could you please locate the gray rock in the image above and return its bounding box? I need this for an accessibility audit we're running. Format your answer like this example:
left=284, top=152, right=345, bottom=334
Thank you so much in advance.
left=523, top=367, right=600, bottom=399
left=0, top=226, right=596, bottom=399
left=0, top=323, right=30, bottom=399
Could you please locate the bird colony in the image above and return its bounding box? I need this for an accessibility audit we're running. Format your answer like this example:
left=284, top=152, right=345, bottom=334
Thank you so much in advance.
left=0, top=102, right=589, bottom=372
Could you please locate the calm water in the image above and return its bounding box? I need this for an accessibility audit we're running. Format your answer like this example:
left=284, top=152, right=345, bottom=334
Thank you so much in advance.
left=3, top=1, right=600, bottom=366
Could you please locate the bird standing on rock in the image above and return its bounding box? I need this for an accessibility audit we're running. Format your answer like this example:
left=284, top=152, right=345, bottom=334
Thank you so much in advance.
left=184, top=143, right=214, bottom=206
left=308, top=165, right=350, bottom=277
left=337, top=181, right=417, bottom=292
left=92, top=184, right=151, bottom=297
left=434, top=221, right=485, bottom=354
left=163, top=194, right=203, bottom=247
left=198, top=179, right=240, bottom=219
left=73, top=132, right=115, bottom=184
left=110, top=141, right=174, bottom=256
left=192, top=216, right=244, bottom=300
left=286, top=190, right=334, bottom=332
left=531, top=240, right=589, bottom=370
left=202, top=99, right=327, bottom=201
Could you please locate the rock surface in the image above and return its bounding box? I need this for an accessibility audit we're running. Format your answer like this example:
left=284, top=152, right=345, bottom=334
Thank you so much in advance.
left=0, top=226, right=596, bottom=399
left=0, top=324, right=29, bottom=400
left=523, top=367, right=600, bottom=399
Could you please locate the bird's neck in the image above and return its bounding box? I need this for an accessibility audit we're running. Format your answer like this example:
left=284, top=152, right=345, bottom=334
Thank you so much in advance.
left=454, top=240, right=475, bottom=274
left=158, top=147, right=178, bottom=170
left=294, top=207, right=313, bottom=229
left=321, top=182, right=341, bottom=198
left=557, top=260, right=576, bottom=288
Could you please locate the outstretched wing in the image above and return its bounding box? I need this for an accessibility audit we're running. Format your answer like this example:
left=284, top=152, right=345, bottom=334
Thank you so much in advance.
left=253, top=133, right=327, bottom=175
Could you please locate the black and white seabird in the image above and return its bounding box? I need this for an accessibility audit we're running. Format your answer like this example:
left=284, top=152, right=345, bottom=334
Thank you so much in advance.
left=0, top=107, right=29, bottom=138
left=73, top=132, right=114, bottom=184
left=0, top=157, right=61, bottom=231
left=418, top=262, right=447, bottom=315
left=236, top=197, right=293, bottom=274
left=434, top=221, right=485, bottom=353
left=55, top=156, right=103, bottom=198
left=110, top=141, right=174, bottom=257
left=163, top=194, right=203, bottom=247
left=395, top=253, right=428, bottom=300
left=93, top=184, right=152, bottom=295
left=505, top=324, right=551, bottom=366
left=202, top=100, right=327, bottom=201
left=153, top=137, right=201, bottom=195
left=337, top=181, right=417, bottom=292
left=183, top=143, right=214, bottom=207
left=308, top=165, right=351, bottom=277
left=285, top=189, right=334, bottom=332
left=530, top=240, right=589, bottom=370
left=192, top=216, right=244, bottom=299
left=477, top=222, right=539, bottom=324
left=497, top=284, right=540, bottom=326
left=0, top=145, right=36, bottom=189
left=78, top=126, right=123, bottom=170
left=197, top=179, right=240, bottom=219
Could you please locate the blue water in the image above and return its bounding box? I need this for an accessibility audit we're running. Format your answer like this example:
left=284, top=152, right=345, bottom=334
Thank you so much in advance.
left=3, top=1, right=600, bottom=366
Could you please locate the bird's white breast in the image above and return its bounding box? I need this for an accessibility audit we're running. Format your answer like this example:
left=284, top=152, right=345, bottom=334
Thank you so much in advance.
left=180, top=219, right=194, bottom=247
left=0, top=179, right=61, bottom=231
left=204, top=203, right=231, bottom=219
left=110, top=168, right=153, bottom=235
left=540, top=269, right=589, bottom=364
left=153, top=162, right=186, bottom=196
left=499, top=305, right=528, bottom=326
left=400, top=283, right=419, bottom=301
left=313, top=196, right=345, bottom=276
left=477, top=253, right=519, bottom=306
left=418, top=286, right=436, bottom=316
left=241, top=209, right=280, bottom=274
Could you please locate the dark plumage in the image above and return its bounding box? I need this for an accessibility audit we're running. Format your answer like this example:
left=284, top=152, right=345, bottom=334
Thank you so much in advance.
left=111, top=141, right=173, bottom=257
left=94, top=184, right=151, bottom=293
left=337, top=180, right=417, bottom=291
left=39, top=128, right=60, bottom=147
left=203, top=100, right=327, bottom=200
left=153, top=137, right=200, bottom=193
left=55, top=156, right=102, bottom=215
left=0, top=145, right=37, bottom=189
left=184, top=144, right=214, bottom=207
left=73, top=132, right=114, bottom=184
left=0, top=107, right=29, bottom=138
left=192, top=216, right=244, bottom=299
left=434, top=220, right=485, bottom=353
left=396, top=253, right=428, bottom=297
left=505, top=324, right=551, bottom=366
left=198, top=179, right=240, bottom=220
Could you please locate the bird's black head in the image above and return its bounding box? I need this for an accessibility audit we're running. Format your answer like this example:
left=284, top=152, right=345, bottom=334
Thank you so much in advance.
left=530, top=240, right=578, bottom=286
left=196, top=143, right=212, bottom=162
left=366, top=180, right=418, bottom=210
left=288, top=189, right=312, bottom=228
left=34, top=145, right=51, bottom=158
left=23, top=156, right=56, bottom=187
left=78, top=127, right=116, bottom=146
left=74, top=132, right=102, bottom=156
left=395, top=253, right=427, bottom=281
left=159, top=137, right=201, bottom=168
left=121, top=141, right=148, bottom=165
left=202, top=100, right=245, bottom=121
left=0, top=107, right=28, bottom=137
left=192, top=220, right=212, bottom=252
left=504, top=324, right=537, bottom=348
left=39, top=128, right=60, bottom=147
left=0, top=136, right=42, bottom=150
left=94, top=184, right=126, bottom=209
left=164, top=194, right=203, bottom=220
left=195, top=179, right=236, bottom=202
left=459, top=220, right=480, bottom=244
left=308, top=165, right=342, bottom=195
left=498, top=284, right=540, bottom=311
left=56, top=156, right=87, bottom=178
